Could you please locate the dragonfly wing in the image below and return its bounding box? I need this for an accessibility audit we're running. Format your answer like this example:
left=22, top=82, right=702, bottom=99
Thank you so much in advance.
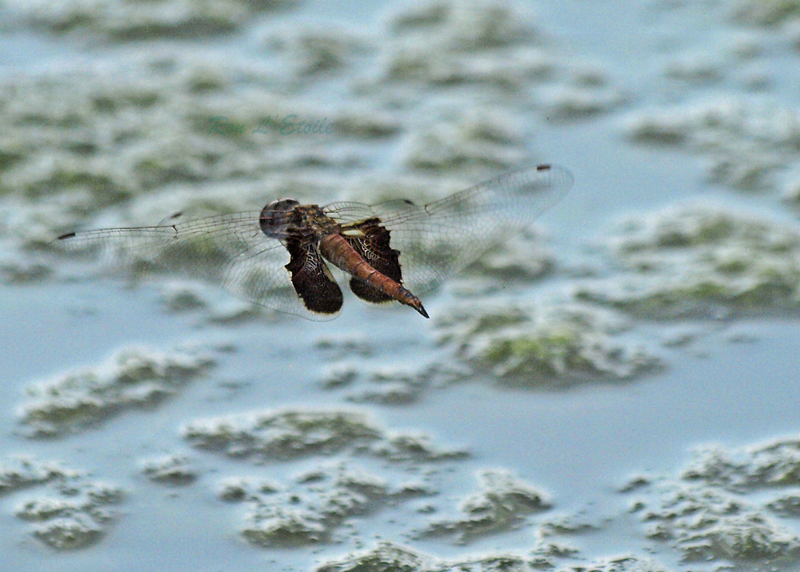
left=328, top=164, right=573, bottom=294
left=54, top=211, right=340, bottom=321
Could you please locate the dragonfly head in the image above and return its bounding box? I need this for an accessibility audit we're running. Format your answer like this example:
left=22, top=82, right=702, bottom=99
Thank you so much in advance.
left=260, top=198, right=300, bottom=238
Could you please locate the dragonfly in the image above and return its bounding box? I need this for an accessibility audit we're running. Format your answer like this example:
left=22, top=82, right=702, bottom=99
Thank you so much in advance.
left=55, top=164, right=573, bottom=320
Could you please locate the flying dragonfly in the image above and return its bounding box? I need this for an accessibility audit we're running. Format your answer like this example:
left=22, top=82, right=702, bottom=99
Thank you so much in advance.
left=55, top=164, right=573, bottom=320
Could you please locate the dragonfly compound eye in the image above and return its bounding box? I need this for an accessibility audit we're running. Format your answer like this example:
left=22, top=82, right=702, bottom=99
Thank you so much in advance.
left=260, top=198, right=300, bottom=237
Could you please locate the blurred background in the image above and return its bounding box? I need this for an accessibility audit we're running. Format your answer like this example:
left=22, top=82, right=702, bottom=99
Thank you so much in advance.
left=2, top=1, right=800, bottom=571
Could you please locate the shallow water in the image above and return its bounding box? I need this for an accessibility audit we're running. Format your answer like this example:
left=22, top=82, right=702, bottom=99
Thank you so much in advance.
left=4, top=1, right=800, bottom=571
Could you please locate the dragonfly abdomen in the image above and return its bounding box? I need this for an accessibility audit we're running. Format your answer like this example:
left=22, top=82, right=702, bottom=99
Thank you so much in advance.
left=319, top=234, right=429, bottom=318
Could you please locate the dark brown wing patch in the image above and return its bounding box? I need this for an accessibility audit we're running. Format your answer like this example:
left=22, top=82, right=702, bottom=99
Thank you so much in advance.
left=342, top=218, right=402, bottom=304
left=285, top=239, right=343, bottom=315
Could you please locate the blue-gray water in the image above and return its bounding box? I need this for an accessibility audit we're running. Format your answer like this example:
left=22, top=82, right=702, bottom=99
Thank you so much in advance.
left=3, top=1, right=800, bottom=571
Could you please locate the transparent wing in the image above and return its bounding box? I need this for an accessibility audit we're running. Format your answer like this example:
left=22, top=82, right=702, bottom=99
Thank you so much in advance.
left=325, top=163, right=573, bottom=293
left=54, top=211, right=339, bottom=321
left=54, top=163, right=571, bottom=320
